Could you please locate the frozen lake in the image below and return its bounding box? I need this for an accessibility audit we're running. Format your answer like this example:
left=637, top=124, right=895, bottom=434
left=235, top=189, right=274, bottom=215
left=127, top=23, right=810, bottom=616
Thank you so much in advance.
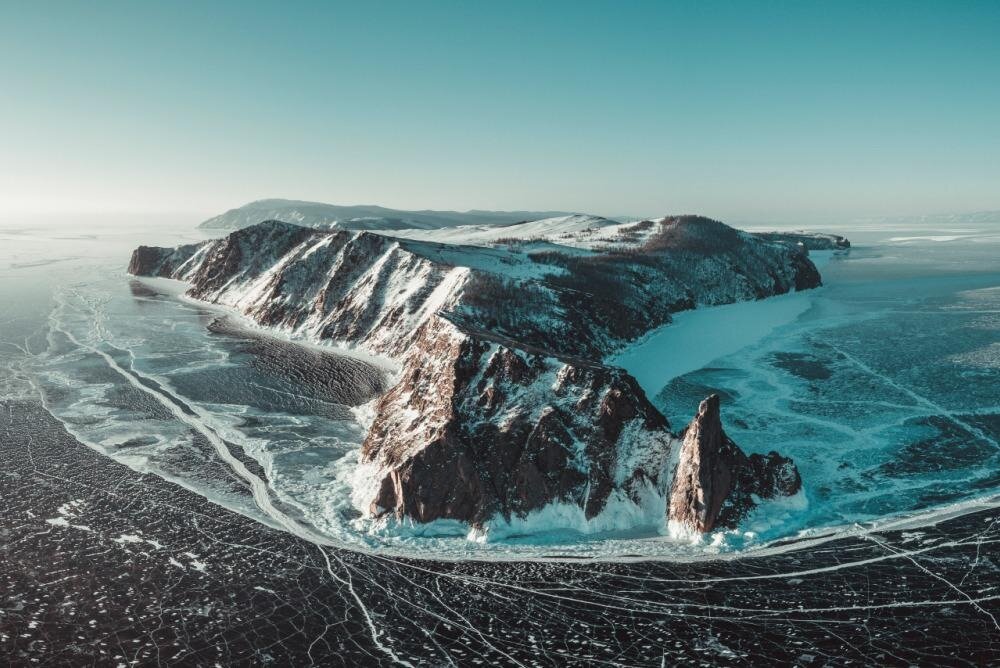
left=1, top=216, right=998, bottom=560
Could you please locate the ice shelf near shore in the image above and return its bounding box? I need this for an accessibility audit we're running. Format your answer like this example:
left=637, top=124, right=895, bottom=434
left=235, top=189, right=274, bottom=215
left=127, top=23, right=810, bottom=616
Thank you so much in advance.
left=609, top=289, right=817, bottom=399
left=610, top=251, right=837, bottom=398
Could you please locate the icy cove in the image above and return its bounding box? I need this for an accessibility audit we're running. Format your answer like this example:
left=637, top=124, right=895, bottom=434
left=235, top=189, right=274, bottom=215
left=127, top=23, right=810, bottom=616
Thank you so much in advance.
left=128, top=215, right=826, bottom=546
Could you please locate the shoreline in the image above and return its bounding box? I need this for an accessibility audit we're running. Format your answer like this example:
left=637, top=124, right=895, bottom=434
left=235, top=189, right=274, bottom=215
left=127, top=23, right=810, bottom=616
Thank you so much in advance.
left=133, top=274, right=402, bottom=376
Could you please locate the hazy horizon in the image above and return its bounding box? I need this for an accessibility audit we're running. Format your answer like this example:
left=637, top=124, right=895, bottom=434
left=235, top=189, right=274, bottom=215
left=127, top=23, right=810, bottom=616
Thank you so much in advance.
left=3, top=199, right=999, bottom=232
left=3, top=2, right=1000, bottom=223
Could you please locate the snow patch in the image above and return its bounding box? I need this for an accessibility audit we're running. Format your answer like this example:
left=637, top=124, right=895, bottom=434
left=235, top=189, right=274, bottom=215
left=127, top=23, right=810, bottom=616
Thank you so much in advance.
left=382, top=214, right=617, bottom=247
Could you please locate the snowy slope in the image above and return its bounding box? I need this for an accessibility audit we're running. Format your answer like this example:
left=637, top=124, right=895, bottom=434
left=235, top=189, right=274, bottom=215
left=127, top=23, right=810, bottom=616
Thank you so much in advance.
left=383, top=215, right=715, bottom=256
left=383, top=214, right=619, bottom=246
left=134, top=216, right=823, bottom=367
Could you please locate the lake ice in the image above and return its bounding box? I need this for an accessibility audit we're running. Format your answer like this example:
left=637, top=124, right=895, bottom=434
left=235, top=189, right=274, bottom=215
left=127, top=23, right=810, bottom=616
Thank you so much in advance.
left=3, top=218, right=997, bottom=560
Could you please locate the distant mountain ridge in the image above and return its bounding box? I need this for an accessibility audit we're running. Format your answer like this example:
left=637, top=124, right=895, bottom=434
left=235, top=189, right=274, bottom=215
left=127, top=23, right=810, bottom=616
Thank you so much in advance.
left=199, top=198, right=580, bottom=231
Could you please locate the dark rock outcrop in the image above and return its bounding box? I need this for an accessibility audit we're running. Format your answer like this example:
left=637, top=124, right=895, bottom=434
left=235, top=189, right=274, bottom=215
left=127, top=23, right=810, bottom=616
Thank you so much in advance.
left=127, top=243, right=201, bottom=278
left=361, top=316, right=673, bottom=528
left=669, top=395, right=801, bottom=533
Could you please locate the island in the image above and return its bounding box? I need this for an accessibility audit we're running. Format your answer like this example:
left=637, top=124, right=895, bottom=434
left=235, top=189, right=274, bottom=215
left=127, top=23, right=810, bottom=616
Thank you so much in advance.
left=129, top=214, right=838, bottom=540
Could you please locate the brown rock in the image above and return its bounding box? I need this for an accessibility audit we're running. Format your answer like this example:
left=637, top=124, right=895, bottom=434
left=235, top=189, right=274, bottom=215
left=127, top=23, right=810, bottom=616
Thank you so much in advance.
left=127, top=243, right=201, bottom=277
left=361, top=316, right=673, bottom=530
left=668, top=394, right=802, bottom=533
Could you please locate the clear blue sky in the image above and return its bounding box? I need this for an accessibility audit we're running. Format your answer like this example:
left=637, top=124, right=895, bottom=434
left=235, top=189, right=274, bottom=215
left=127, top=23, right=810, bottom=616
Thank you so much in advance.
left=2, top=1, right=998, bottom=223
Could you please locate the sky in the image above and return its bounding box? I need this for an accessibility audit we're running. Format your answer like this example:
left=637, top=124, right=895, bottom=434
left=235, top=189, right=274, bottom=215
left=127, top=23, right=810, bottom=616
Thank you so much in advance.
left=2, top=1, right=999, bottom=224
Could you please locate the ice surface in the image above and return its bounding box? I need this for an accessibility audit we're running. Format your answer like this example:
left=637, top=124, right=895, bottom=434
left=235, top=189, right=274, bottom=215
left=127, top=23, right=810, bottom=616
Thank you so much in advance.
left=609, top=288, right=817, bottom=399
left=8, top=220, right=999, bottom=561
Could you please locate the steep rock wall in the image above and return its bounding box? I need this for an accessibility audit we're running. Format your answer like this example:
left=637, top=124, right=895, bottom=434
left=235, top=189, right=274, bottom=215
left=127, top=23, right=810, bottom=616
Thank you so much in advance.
left=360, top=316, right=674, bottom=529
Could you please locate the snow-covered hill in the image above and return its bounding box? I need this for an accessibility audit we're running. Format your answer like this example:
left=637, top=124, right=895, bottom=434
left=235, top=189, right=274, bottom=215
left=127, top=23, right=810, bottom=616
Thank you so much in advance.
left=384, top=214, right=621, bottom=246
left=198, top=198, right=579, bottom=231
left=130, top=215, right=828, bottom=540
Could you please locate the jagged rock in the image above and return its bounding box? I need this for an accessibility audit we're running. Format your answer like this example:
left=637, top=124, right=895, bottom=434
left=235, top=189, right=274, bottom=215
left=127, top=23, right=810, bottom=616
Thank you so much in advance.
left=360, top=316, right=673, bottom=527
left=669, top=394, right=801, bottom=533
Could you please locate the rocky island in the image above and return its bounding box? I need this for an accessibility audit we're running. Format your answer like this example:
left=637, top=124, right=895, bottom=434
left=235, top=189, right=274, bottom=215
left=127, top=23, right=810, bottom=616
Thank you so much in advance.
left=129, top=214, right=831, bottom=539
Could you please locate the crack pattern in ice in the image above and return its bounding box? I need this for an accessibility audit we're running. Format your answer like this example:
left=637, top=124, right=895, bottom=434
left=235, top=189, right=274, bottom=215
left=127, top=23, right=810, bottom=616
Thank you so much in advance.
left=2, top=399, right=999, bottom=664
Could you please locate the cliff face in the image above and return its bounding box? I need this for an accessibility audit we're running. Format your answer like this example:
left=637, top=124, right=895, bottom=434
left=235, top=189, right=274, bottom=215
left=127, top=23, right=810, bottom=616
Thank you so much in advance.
left=361, top=316, right=673, bottom=527
left=129, top=221, right=467, bottom=357
left=129, top=215, right=818, bottom=537
left=127, top=242, right=203, bottom=278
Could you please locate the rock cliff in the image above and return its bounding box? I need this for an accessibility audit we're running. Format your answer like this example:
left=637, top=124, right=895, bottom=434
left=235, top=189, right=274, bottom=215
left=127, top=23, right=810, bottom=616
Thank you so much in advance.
left=360, top=316, right=673, bottom=527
